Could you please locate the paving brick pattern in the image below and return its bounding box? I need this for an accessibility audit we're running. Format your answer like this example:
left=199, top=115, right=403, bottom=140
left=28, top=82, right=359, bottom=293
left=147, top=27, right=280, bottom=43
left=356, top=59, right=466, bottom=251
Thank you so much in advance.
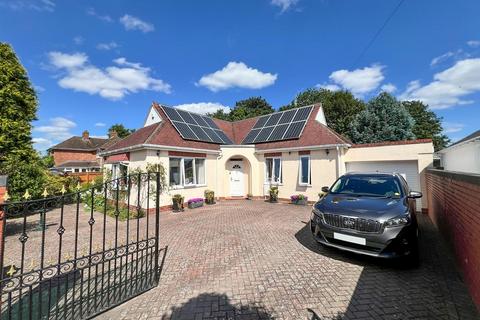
left=91, top=201, right=475, bottom=319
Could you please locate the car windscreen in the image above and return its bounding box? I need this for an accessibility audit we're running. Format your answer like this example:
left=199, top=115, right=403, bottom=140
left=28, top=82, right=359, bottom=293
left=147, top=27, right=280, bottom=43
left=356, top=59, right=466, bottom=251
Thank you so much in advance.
left=330, top=176, right=402, bottom=198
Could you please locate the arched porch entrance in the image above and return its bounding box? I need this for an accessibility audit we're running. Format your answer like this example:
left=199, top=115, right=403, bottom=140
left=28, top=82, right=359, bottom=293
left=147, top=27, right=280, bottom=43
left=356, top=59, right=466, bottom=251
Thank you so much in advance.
left=225, top=156, right=252, bottom=197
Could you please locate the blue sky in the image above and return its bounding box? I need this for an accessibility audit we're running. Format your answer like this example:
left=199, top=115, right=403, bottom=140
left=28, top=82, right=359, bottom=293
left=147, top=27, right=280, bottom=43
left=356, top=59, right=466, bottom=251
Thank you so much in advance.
left=1, top=0, right=479, bottom=151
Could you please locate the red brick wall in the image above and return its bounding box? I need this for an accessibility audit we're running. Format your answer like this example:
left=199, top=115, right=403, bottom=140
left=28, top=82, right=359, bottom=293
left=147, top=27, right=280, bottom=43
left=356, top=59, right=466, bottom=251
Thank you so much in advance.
left=426, top=169, right=480, bottom=309
left=53, top=150, right=97, bottom=166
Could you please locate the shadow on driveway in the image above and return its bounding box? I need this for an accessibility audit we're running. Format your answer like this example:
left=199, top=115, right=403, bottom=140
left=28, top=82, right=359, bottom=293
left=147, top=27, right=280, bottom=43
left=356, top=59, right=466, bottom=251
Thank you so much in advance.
left=294, top=215, right=479, bottom=319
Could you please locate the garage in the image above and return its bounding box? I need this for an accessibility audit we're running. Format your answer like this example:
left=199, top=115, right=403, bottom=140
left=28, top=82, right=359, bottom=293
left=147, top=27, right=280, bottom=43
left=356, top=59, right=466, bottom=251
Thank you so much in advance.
left=346, top=160, right=421, bottom=205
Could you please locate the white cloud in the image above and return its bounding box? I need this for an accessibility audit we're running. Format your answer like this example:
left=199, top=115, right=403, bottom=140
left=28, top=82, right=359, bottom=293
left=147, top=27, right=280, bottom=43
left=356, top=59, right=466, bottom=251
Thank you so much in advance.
left=34, top=85, right=45, bottom=93
left=173, top=102, right=231, bottom=115
left=34, top=117, right=77, bottom=147
left=49, top=51, right=88, bottom=68
left=48, top=52, right=171, bottom=100
left=381, top=83, right=397, bottom=93
left=73, top=36, right=84, bottom=45
left=119, top=14, right=154, bottom=33
left=467, top=40, right=480, bottom=48
left=95, top=122, right=106, bottom=127
left=400, top=58, right=480, bottom=109
left=1, top=0, right=55, bottom=12
left=197, top=62, right=277, bottom=92
left=316, top=83, right=341, bottom=91
left=32, top=137, right=53, bottom=150
left=96, top=41, right=118, bottom=51
left=430, top=49, right=466, bottom=67
left=271, top=0, right=299, bottom=12
left=443, top=122, right=464, bottom=134
left=320, top=64, right=385, bottom=96
left=86, top=7, right=113, bottom=22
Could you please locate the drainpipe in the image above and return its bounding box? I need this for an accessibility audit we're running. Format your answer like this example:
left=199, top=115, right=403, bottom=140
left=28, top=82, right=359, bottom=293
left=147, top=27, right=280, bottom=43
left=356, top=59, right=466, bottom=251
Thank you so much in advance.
left=215, top=151, right=223, bottom=201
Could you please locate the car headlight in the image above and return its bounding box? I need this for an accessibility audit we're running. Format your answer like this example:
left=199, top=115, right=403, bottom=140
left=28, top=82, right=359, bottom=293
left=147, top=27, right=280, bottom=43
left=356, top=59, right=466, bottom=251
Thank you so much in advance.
left=311, top=207, right=323, bottom=224
left=385, top=214, right=411, bottom=228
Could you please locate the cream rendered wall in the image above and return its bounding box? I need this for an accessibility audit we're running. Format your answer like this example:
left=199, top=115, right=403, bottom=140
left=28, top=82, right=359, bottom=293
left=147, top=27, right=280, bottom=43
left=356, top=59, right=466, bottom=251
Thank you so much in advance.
left=218, top=146, right=262, bottom=198
left=258, top=149, right=340, bottom=202
left=343, top=142, right=434, bottom=209
left=441, top=142, right=480, bottom=174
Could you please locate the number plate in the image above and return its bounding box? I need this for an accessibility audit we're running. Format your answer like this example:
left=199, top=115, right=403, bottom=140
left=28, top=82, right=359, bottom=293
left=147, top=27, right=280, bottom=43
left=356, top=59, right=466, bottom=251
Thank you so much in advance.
left=333, top=232, right=366, bottom=245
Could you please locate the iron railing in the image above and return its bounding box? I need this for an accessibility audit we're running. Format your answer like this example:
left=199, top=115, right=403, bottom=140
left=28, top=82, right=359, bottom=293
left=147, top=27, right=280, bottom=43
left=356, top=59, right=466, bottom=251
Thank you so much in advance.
left=0, top=172, right=162, bottom=320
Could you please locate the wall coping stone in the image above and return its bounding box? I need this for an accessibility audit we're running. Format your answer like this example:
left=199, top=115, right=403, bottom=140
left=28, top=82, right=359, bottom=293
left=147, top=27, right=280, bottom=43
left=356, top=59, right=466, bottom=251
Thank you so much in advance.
left=427, top=168, right=480, bottom=186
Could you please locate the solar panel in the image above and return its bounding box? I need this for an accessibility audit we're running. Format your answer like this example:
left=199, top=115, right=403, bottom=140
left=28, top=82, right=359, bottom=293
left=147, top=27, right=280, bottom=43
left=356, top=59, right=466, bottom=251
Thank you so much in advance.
left=252, top=115, right=270, bottom=129
left=163, top=106, right=232, bottom=144
left=242, top=105, right=313, bottom=144
left=278, top=109, right=296, bottom=124
left=242, top=128, right=261, bottom=144
left=284, top=120, right=307, bottom=139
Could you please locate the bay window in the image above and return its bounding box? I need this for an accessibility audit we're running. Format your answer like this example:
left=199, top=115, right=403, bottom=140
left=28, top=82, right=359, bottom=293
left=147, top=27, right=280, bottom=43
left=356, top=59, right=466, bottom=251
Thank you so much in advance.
left=265, top=157, right=282, bottom=184
left=169, top=157, right=206, bottom=187
left=299, top=155, right=311, bottom=185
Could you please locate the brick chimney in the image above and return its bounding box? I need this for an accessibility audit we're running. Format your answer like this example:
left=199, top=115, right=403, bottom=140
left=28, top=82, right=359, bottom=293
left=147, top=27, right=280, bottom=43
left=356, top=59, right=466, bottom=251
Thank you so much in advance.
left=108, top=129, right=118, bottom=139
left=82, top=130, right=90, bottom=140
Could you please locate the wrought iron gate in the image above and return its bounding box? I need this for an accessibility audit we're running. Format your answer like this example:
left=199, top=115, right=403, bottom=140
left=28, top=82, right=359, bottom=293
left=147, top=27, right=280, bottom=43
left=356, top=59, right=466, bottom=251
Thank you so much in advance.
left=0, top=173, right=161, bottom=319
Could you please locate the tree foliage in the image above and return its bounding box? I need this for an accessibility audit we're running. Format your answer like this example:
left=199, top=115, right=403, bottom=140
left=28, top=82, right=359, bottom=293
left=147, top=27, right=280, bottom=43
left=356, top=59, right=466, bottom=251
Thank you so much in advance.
left=280, top=88, right=365, bottom=139
left=402, top=100, right=449, bottom=151
left=350, top=92, right=415, bottom=144
left=0, top=43, right=46, bottom=200
left=209, top=97, right=274, bottom=121
left=108, top=123, right=135, bottom=138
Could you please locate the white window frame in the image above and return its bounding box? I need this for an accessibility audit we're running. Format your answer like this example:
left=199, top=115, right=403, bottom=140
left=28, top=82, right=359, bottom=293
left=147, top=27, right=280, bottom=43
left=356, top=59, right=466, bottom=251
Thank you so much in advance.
left=265, top=157, right=282, bottom=185
left=112, top=162, right=129, bottom=189
left=299, top=155, right=311, bottom=186
left=169, top=157, right=207, bottom=189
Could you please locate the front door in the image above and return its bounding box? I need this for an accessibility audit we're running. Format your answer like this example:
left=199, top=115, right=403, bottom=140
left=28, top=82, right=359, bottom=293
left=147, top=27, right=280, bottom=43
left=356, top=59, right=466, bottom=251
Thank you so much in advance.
left=229, top=160, right=244, bottom=196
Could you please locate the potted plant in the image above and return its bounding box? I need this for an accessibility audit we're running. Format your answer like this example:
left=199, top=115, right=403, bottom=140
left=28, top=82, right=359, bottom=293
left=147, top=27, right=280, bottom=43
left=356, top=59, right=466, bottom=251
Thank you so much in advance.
left=269, top=186, right=279, bottom=203
left=172, top=194, right=184, bottom=212
left=204, top=190, right=215, bottom=205
left=246, top=193, right=253, bottom=200
left=188, top=197, right=204, bottom=209
left=291, top=194, right=308, bottom=205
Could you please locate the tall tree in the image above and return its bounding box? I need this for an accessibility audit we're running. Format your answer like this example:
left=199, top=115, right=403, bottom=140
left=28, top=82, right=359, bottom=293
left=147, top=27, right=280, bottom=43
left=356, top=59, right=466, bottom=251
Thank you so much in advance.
left=209, top=97, right=274, bottom=121
left=280, top=88, right=365, bottom=139
left=108, top=123, right=135, bottom=138
left=0, top=43, right=46, bottom=199
left=350, top=92, right=415, bottom=144
left=402, top=100, right=449, bottom=151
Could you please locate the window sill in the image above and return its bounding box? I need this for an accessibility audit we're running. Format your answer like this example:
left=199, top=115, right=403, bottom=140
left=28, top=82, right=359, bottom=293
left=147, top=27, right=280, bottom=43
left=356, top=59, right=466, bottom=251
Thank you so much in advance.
left=170, top=184, right=207, bottom=190
left=299, top=183, right=312, bottom=187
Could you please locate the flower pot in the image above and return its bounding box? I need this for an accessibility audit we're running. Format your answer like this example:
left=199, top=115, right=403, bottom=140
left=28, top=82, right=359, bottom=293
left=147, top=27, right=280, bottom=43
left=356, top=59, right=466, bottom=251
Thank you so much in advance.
left=296, top=199, right=308, bottom=206
left=172, top=201, right=184, bottom=212
left=188, top=201, right=204, bottom=209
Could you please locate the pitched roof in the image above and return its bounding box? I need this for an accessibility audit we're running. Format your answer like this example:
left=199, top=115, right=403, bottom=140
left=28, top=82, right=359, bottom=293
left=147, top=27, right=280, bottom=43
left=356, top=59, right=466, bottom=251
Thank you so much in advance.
left=56, top=160, right=100, bottom=168
left=448, top=130, right=480, bottom=147
left=50, top=136, right=109, bottom=151
left=104, top=103, right=350, bottom=154
left=254, top=105, right=350, bottom=150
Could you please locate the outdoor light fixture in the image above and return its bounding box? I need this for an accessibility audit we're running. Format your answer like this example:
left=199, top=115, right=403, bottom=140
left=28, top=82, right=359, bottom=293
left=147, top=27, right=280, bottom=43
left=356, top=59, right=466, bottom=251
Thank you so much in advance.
left=156, top=150, right=160, bottom=156
left=325, top=149, right=330, bottom=155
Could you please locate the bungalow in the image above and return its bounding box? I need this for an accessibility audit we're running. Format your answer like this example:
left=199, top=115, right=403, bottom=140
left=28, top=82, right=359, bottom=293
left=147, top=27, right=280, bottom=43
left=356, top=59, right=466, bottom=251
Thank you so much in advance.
left=100, top=103, right=433, bottom=211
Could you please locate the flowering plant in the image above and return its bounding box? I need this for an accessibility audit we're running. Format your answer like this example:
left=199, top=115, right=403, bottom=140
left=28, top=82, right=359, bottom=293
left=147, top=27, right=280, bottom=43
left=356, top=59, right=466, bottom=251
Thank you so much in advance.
left=290, top=194, right=308, bottom=202
left=187, top=197, right=204, bottom=204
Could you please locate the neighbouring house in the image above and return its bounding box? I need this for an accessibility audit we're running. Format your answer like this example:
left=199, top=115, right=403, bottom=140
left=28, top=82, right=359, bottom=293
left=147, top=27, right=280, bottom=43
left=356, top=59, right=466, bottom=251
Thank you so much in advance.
left=100, top=103, right=434, bottom=211
left=437, top=130, right=480, bottom=174
left=49, top=130, right=120, bottom=173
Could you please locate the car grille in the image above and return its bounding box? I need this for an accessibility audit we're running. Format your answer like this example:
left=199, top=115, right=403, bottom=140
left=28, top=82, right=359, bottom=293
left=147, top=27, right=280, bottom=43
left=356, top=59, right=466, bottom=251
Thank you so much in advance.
left=323, top=214, right=383, bottom=233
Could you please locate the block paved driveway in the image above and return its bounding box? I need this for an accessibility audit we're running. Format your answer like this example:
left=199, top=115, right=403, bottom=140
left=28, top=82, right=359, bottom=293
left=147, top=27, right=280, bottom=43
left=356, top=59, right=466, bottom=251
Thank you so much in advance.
left=101, top=200, right=479, bottom=320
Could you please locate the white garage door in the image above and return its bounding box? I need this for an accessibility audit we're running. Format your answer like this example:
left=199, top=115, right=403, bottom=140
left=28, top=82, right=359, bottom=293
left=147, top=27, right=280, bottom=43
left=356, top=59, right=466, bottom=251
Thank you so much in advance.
left=346, top=160, right=421, bottom=197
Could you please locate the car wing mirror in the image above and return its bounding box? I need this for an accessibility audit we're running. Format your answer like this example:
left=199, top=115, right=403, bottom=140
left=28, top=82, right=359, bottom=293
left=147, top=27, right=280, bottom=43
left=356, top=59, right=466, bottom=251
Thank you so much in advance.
left=408, top=191, right=422, bottom=199
left=321, top=186, right=329, bottom=193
